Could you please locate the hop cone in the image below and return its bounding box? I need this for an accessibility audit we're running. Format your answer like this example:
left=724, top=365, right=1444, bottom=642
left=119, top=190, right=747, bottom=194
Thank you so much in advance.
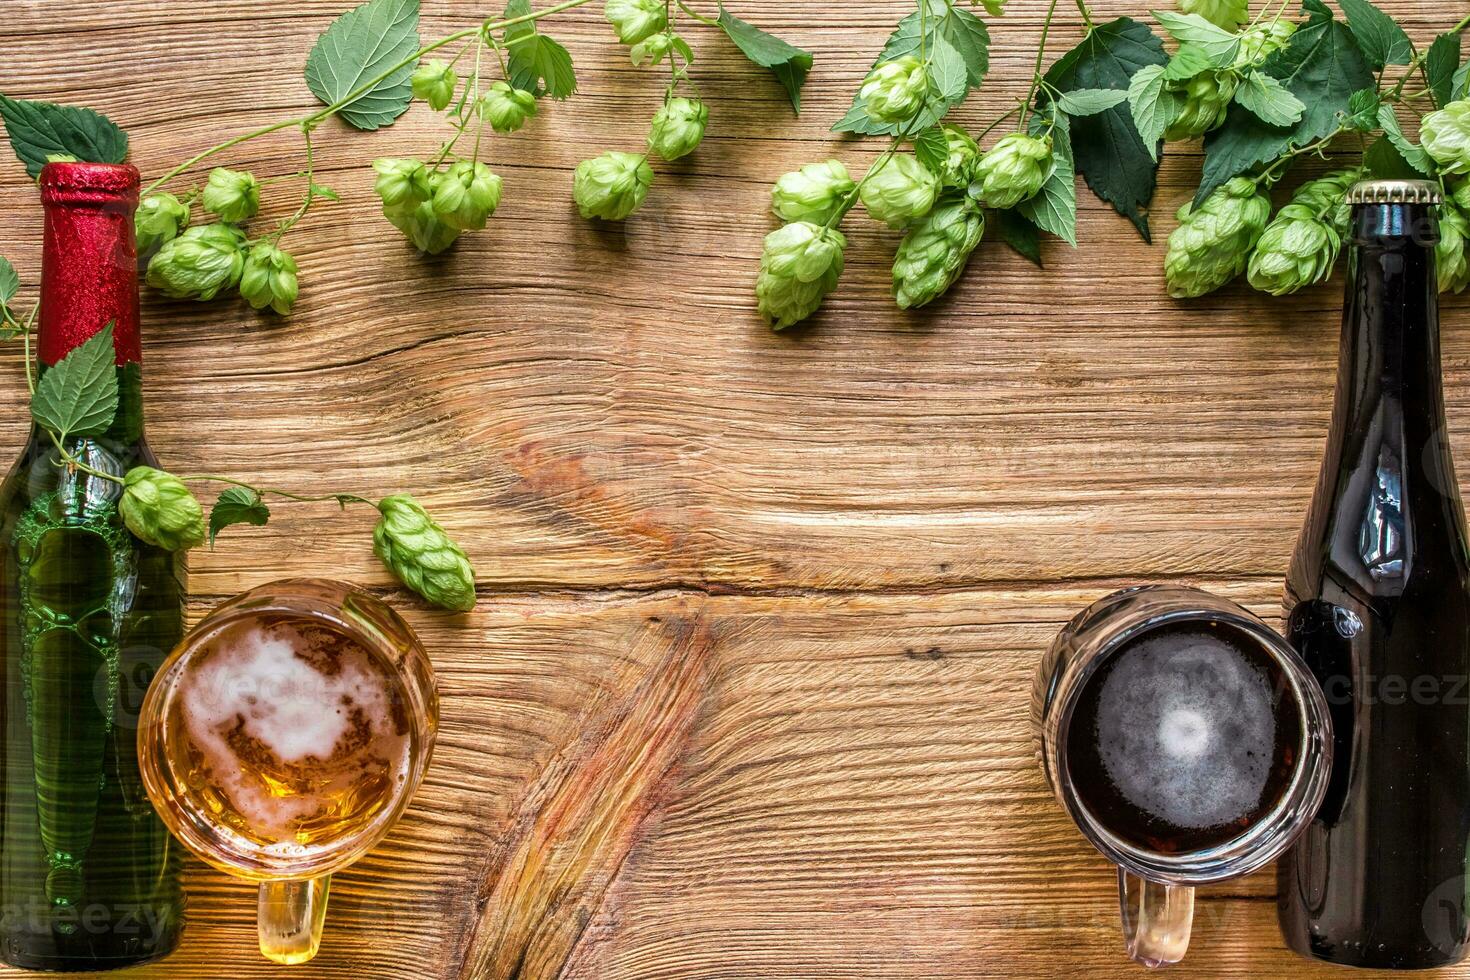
left=1246, top=204, right=1342, bottom=296
left=630, top=33, right=674, bottom=66
left=755, top=221, right=847, bottom=330
left=430, top=161, right=503, bottom=231
left=1422, top=100, right=1470, bottom=176
left=120, top=467, right=205, bottom=552
left=937, top=124, right=981, bottom=188
left=146, top=223, right=247, bottom=301
left=239, top=242, right=300, bottom=315
left=411, top=60, right=458, bottom=111
left=859, top=56, right=929, bottom=124
left=373, top=495, right=477, bottom=612
left=135, top=193, right=190, bottom=254
left=892, top=197, right=984, bottom=309
left=372, top=158, right=433, bottom=212
left=1165, top=73, right=1237, bottom=141
left=1235, top=20, right=1296, bottom=66
left=1164, top=176, right=1271, bottom=298
left=1290, top=169, right=1360, bottom=233
left=573, top=151, right=653, bottom=220
left=1438, top=201, right=1470, bottom=294
left=480, top=81, right=537, bottom=134
left=972, top=134, right=1053, bottom=209
left=202, top=167, right=259, bottom=224
left=604, top=0, right=666, bottom=45
left=386, top=201, right=461, bottom=255
left=860, top=153, right=940, bottom=229
left=1454, top=181, right=1470, bottom=216
left=648, top=97, right=708, bottom=161
left=1178, top=0, right=1248, bottom=29
left=771, top=160, right=855, bottom=225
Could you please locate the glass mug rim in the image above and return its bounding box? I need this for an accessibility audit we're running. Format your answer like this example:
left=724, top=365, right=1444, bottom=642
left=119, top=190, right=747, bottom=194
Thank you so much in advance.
left=1041, top=586, right=1332, bottom=885
left=137, top=577, right=438, bottom=882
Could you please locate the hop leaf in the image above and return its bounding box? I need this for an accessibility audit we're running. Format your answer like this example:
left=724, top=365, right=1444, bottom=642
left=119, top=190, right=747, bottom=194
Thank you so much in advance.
left=202, top=167, right=260, bottom=224
left=239, top=242, right=300, bottom=315
left=120, top=467, right=205, bottom=552
left=1246, top=203, right=1342, bottom=296
left=1177, top=0, right=1248, bottom=30
left=858, top=55, right=930, bottom=125
left=604, top=0, right=666, bottom=45
left=648, top=97, right=708, bottom=161
left=479, top=81, right=538, bottom=134
left=755, top=221, right=846, bottom=330
left=411, top=59, right=458, bottom=111
left=573, top=151, right=653, bottom=220
left=146, top=223, right=247, bottom=301
left=1164, top=176, right=1271, bottom=298
left=135, top=193, right=190, bottom=255
left=1438, top=199, right=1470, bottom=294
left=373, top=494, right=477, bottom=612
left=972, top=133, right=1053, bottom=209
left=892, top=196, right=984, bottom=309
left=430, top=161, right=503, bottom=231
left=859, top=153, right=941, bottom=229
left=1165, top=72, right=1237, bottom=141
left=1422, top=100, right=1470, bottom=176
left=771, top=159, right=855, bottom=225
left=372, top=157, right=432, bottom=211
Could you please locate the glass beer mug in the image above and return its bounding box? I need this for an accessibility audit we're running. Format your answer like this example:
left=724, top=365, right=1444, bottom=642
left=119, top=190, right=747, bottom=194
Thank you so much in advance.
left=1032, top=586, right=1331, bottom=967
left=138, top=579, right=438, bottom=964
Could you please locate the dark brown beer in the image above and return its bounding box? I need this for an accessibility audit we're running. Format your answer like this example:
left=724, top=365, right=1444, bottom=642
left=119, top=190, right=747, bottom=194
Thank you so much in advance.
left=1065, top=620, right=1302, bottom=854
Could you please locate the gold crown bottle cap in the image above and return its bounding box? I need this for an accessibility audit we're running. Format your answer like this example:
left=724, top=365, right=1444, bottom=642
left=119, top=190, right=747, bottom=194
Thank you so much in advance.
left=1346, top=179, right=1442, bottom=205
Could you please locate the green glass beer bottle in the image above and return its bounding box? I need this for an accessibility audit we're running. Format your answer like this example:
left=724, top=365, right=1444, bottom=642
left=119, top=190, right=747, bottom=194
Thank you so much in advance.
left=0, top=162, right=184, bottom=969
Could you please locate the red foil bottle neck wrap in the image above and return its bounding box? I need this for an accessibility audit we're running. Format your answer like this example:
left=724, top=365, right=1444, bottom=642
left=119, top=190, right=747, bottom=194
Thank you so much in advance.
left=38, top=161, right=142, bottom=367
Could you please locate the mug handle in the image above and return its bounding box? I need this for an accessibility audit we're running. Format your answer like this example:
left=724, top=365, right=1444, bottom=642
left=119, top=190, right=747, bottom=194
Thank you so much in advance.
left=258, top=876, right=331, bottom=964
left=1118, top=869, right=1193, bottom=968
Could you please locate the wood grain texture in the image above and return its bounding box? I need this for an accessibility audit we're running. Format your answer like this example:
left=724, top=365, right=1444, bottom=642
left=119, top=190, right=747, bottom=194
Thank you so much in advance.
left=0, top=0, right=1468, bottom=977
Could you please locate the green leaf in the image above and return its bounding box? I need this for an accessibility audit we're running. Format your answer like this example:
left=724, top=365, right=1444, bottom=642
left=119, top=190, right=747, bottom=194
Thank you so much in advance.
left=1151, top=10, right=1241, bottom=64
left=716, top=5, right=813, bottom=113
left=1376, top=104, right=1433, bottom=175
left=502, top=0, right=577, bottom=100
left=1426, top=33, right=1461, bottom=109
left=1127, top=64, right=1178, bottom=160
left=833, top=1, right=988, bottom=135
left=1197, top=0, right=1372, bottom=204
left=303, top=0, right=421, bottom=131
left=1056, top=88, right=1130, bottom=116
left=1362, top=134, right=1423, bottom=180
left=209, top=487, right=270, bottom=546
left=1163, top=43, right=1218, bottom=81
left=1345, top=86, right=1381, bottom=130
left=1018, top=110, right=1076, bottom=246
left=1335, top=0, right=1411, bottom=70
left=0, top=97, right=128, bottom=180
left=0, top=256, right=17, bottom=307
left=1456, top=60, right=1470, bottom=102
left=310, top=182, right=342, bottom=202
left=30, top=323, right=118, bottom=440
left=992, top=208, right=1043, bottom=266
left=1234, top=71, right=1305, bottom=127
left=1042, top=16, right=1168, bottom=240
left=912, top=127, right=949, bottom=174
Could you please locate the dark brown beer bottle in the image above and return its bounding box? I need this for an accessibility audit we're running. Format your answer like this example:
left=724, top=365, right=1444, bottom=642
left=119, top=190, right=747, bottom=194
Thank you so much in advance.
left=1278, top=179, right=1470, bottom=968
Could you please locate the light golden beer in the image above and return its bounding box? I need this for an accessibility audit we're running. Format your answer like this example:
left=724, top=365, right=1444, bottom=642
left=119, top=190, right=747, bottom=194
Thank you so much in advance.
left=139, top=580, right=436, bottom=963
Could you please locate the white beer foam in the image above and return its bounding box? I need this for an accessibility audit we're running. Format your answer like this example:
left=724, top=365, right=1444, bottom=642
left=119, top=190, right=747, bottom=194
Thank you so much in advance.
left=178, top=622, right=396, bottom=840
left=1094, top=630, right=1278, bottom=831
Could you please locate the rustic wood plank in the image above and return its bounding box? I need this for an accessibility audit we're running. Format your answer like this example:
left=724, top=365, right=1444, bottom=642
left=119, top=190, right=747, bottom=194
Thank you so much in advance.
left=0, top=0, right=1468, bottom=978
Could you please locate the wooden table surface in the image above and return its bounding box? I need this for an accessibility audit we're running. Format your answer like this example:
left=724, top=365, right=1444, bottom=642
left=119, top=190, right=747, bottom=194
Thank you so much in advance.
left=1, top=0, right=1467, bottom=977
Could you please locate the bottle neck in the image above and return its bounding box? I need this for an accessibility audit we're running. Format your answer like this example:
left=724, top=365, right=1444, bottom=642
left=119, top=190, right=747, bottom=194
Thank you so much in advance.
left=38, top=162, right=144, bottom=441
left=1336, top=203, right=1444, bottom=431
